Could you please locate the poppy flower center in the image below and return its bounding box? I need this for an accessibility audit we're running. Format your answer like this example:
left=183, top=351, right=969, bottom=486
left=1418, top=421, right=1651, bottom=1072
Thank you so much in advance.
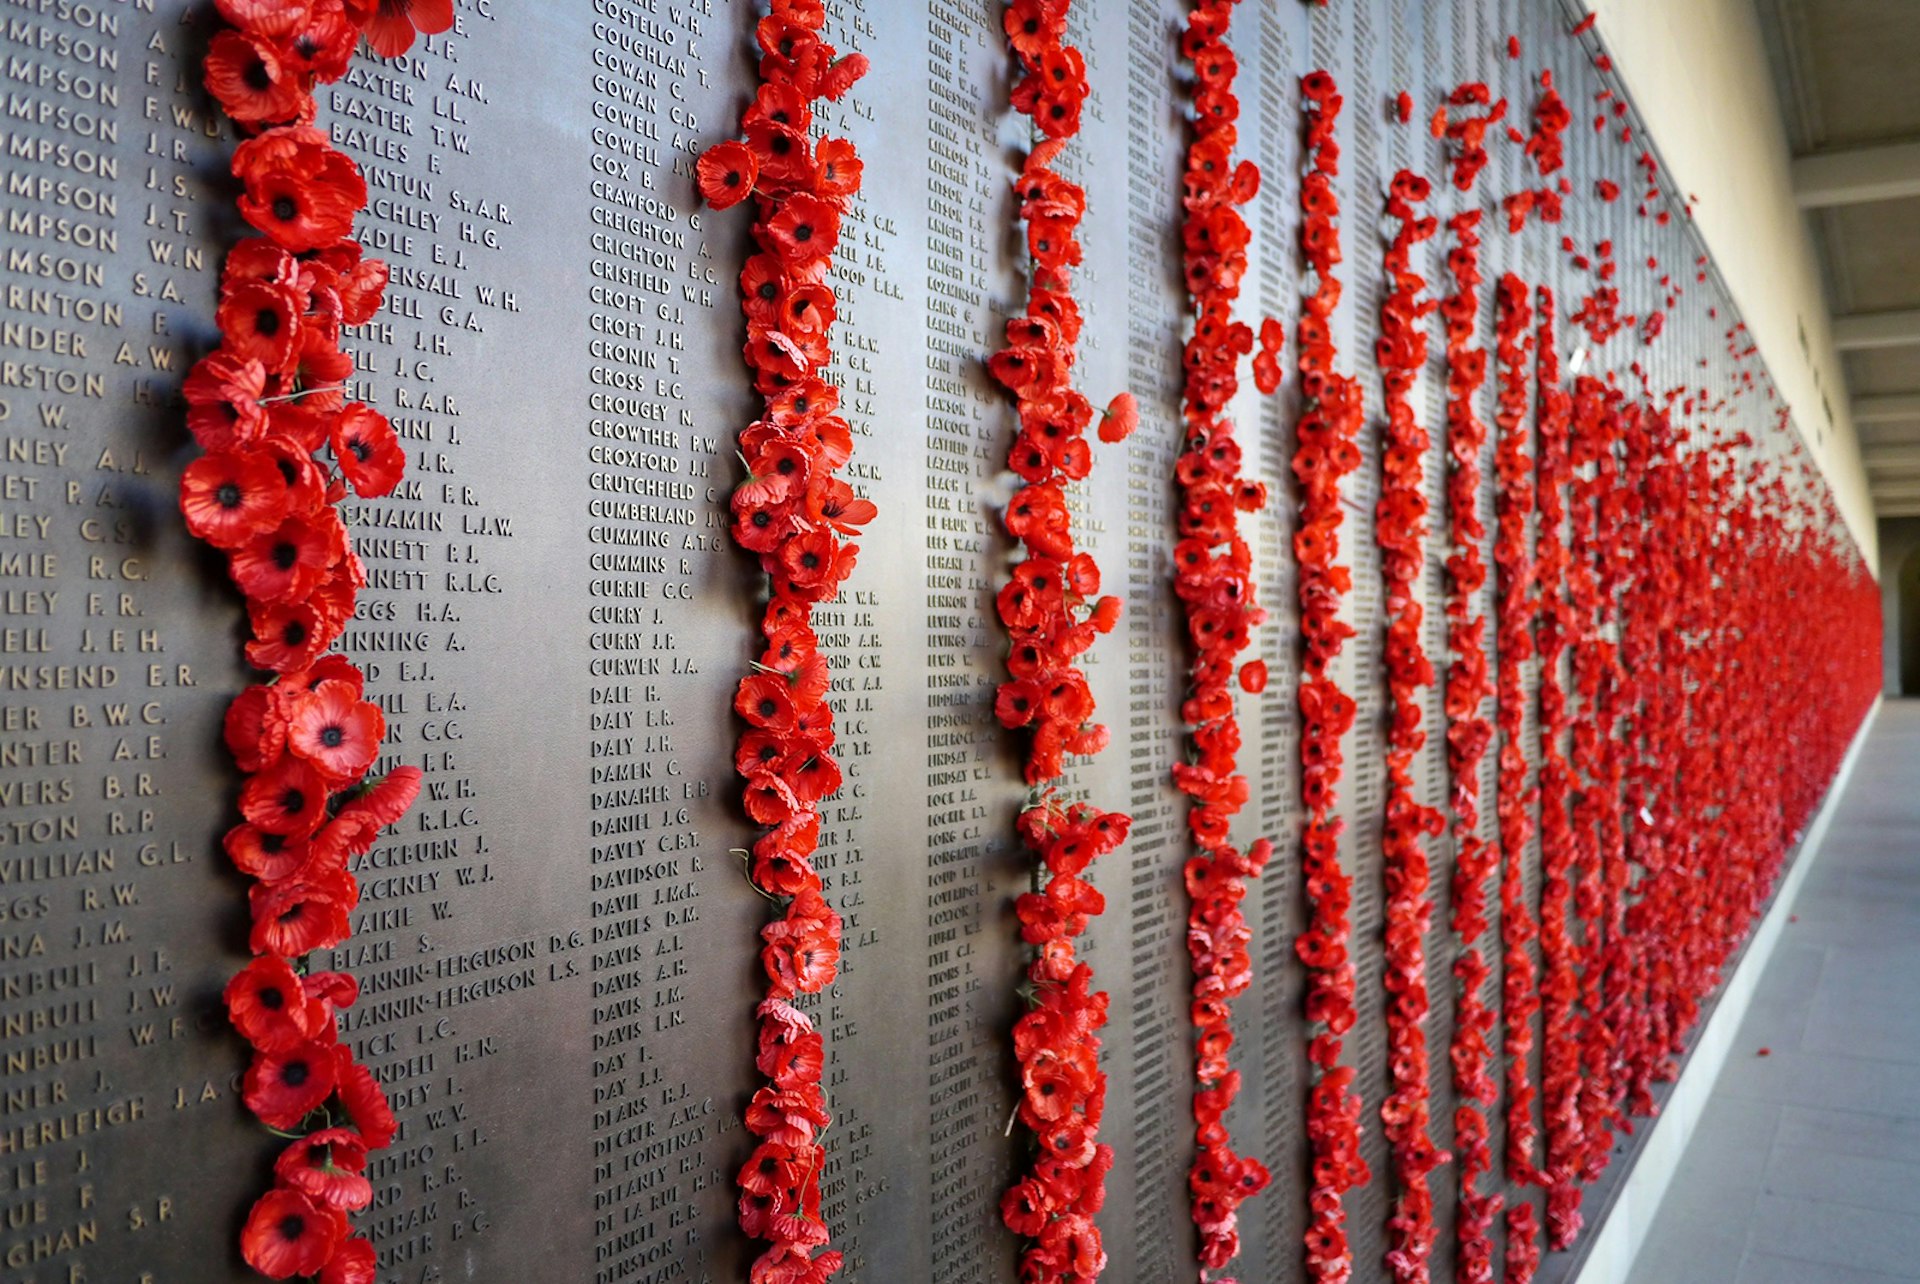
left=278, top=1214, right=306, bottom=1242
left=350, top=439, right=371, bottom=461
left=792, top=224, right=813, bottom=243
left=758, top=699, right=777, bottom=718
left=244, top=59, right=273, bottom=92
left=255, top=309, right=281, bottom=337
left=273, top=541, right=298, bottom=570
left=272, top=196, right=298, bottom=222
left=217, top=483, right=243, bottom=509
left=283, top=620, right=308, bottom=645
left=259, top=986, right=285, bottom=1010
left=758, top=282, right=778, bottom=301
left=320, top=726, right=345, bottom=748
left=282, top=788, right=307, bottom=814
left=283, top=1061, right=310, bottom=1087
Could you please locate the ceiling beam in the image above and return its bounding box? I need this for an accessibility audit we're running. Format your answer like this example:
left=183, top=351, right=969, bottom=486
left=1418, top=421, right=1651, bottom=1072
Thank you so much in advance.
left=1834, top=308, right=1920, bottom=351
left=1793, top=138, right=1920, bottom=207
left=1865, top=450, right=1920, bottom=475
left=1854, top=393, right=1920, bottom=424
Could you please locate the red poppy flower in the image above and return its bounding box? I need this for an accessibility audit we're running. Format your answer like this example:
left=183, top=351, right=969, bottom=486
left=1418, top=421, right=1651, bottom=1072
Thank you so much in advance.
left=697, top=141, right=760, bottom=210
left=217, top=0, right=314, bottom=38
left=231, top=511, right=346, bottom=606
left=241, top=754, right=331, bottom=837
left=233, top=127, right=366, bottom=252
left=276, top=4, right=359, bottom=82
left=746, top=1085, right=831, bottom=1148
left=243, top=1038, right=338, bottom=1128
left=812, top=137, right=862, bottom=201
left=225, top=822, right=316, bottom=883
left=275, top=1127, right=372, bottom=1212
left=286, top=679, right=383, bottom=786
left=329, top=1048, right=396, bottom=1147
left=225, top=955, right=327, bottom=1052
left=240, top=1187, right=346, bottom=1279
left=352, top=0, right=455, bottom=58
left=336, top=764, right=422, bottom=831
left=330, top=403, right=405, bottom=497
left=205, top=29, right=310, bottom=125
left=1097, top=391, right=1138, bottom=443
left=765, top=193, right=840, bottom=269
left=181, top=448, right=289, bottom=550
left=246, top=598, right=334, bottom=673
left=318, top=1237, right=377, bottom=1284
left=248, top=867, right=355, bottom=956
left=185, top=350, right=274, bottom=451
left=1004, top=0, right=1066, bottom=59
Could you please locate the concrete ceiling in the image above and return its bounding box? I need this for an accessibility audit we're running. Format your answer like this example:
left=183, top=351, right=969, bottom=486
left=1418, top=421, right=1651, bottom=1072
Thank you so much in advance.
left=1758, top=0, right=1920, bottom=515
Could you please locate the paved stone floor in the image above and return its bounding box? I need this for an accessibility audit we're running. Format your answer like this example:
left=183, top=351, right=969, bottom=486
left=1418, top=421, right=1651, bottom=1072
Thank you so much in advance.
left=1631, top=701, right=1920, bottom=1282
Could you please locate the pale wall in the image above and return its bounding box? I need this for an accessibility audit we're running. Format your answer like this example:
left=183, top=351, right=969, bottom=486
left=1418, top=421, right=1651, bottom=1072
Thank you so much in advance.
left=1589, top=0, right=1879, bottom=570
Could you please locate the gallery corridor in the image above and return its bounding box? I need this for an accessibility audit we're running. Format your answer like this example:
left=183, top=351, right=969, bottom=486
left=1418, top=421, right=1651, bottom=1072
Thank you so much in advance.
left=1631, top=701, right=1920, bottom=1281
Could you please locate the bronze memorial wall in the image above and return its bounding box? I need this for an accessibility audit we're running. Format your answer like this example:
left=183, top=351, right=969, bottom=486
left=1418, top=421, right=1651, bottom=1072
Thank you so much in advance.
left=0, top=2, right=1880, bottom=1283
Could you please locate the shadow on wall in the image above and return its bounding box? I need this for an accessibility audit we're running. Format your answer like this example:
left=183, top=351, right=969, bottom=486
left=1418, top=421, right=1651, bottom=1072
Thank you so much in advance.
left=1880, top=518, right=1920, bottom=695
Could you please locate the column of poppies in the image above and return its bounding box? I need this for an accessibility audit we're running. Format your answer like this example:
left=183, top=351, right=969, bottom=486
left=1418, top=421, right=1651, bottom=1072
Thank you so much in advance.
left=1439, top=204, right=1502, bottom=1284
left=1613, top=396, right=1664, bottom=1121
left=692, top=4, right=870, bottom=1280
left=990, top=4, right=1133, bottom=1281
left=1374, top=168, right=1448, bottom=1284
left=1491, top=273, right=1543, bottom=1284
left=1171, top=3, right=1278, bottom=1277
left=1531, top=290, right=1586, bottom=1251
left=194, top=1, right=444, bottom=1280
left=1567, top=378, right=1627, bottom=1187
left=1293, top=69, right=1370, bottom=1284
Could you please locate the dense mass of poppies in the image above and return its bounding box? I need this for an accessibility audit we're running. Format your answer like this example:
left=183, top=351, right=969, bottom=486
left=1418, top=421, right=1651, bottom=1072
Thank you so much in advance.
left=1440, top=199, right=1502, bottom=1284
left=195, top=0, right=448, bottom=1278
left=989, top=2, right=1133, bottom=1279
left=1293, top=67, right=1372, bottom=1284
left=1492, top=273, right=1546, bottom=1284
left=695, top=3, right=871, bottom=1279
left=1532, top=291, right=1587, bottom=1252
left=1173, top=2, right=1278, bottom=1277
left=1375, top=167, right=1449, bottom=1284
left=175, top=7, right=1887, bottom=1284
